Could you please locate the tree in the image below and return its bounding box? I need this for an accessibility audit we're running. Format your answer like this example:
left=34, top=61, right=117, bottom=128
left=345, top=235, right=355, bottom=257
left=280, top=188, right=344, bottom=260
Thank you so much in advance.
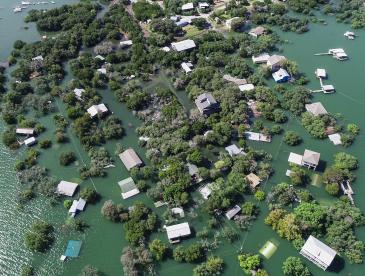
left=333, top=152, right=358, bottom=171
left=21, top=265, right=34, bottom=276
left=149, top=239, right=168, bottom=261
left=283, top=131, right=302, bottom=146
left=254, top=190, right=265, bottom=201
left=347, top=123, right=360, bottom=135
left=193, top=256, right=224, bottom=276
left=59, top=151, right=76, bottom=166
left=289, top=166, right=308, bottom=186
left=39, top=139, right=52, bottom=149
left=282, top=257, right=310, bottom=276
left=101, top=200, right=123, bottom=222
left=238, top=253, right=261, bottom=273
left=80, top=187, right=99, bottom=203
left=79, top=265, right=100, bottom=276
left=294, top=202, right=325, bottom=234
left=25, top=221, right=54, bottom=252
left=187, top=149, right=203, bottom=165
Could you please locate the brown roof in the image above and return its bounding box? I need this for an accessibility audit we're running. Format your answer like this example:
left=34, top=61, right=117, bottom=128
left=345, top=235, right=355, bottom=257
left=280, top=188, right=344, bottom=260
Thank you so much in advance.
left=246, top=173, right=261, bottom=188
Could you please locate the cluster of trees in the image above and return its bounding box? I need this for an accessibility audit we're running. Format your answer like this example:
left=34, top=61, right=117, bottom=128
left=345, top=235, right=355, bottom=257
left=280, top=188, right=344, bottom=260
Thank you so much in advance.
left=25, top=220, right=54, bottom=252
left=238, top=252, right=267, bottom=275
left=132, top=1, right=163, bottom=22
left=173, top=243, right=205, bottom=263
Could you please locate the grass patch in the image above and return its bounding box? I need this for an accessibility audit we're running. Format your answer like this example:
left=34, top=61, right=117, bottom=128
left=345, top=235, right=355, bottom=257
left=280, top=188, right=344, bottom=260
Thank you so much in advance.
left=184, top=25, right=206, bottom=38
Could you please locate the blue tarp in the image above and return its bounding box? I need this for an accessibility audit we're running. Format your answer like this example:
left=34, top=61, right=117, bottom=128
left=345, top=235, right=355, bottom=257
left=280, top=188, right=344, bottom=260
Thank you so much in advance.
left=64, top=240, right=82, bottom=258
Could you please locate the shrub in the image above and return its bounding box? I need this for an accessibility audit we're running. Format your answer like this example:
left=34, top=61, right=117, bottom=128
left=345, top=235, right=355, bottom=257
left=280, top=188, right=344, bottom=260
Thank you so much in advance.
left=59, top=151, right=76, bottom=166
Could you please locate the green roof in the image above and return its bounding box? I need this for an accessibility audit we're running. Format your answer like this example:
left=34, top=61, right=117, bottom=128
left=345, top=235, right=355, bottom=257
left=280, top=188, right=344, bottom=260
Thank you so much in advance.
left=118, top=177, right=137, bottom=193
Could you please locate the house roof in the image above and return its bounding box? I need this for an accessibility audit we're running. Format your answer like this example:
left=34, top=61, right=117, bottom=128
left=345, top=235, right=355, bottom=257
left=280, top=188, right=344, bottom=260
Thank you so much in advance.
left=119, top=148, right=143, bottom=171
left=181, top=2, right=194, bottom=10
left=288, top=152, right=303, bottom=166
left=120, top=40, right=133, bottom=47
left=87, top=103, right=108, bottom=118
left=239, top=83, right=255, bottom=92
left=267, top=55, right=286, bottom=66
left=118, top=177, right=140, bottom=199
left=166, top=222, right=191, bottom=240
left=225, top=205, right=241, bottom=220
left=249, top=26, right=266, bottom=36
left=195, top=93, right=217, bottom=113
left=246, top=173, right=261, bottom=188
left=198, top=2, right=209, bottom=8
left=328, top=133, right=342, bottom=145
left=199, top=183, right=213, bottom=200
left=187, top=163, right=199, bottom=176
left=303, top=149, right=320, bottom=165
left=305, top=102, right=328, bottom=116
left=322, top=85, right=335, bottom=92
left=225, top=144, right=245, bottom=156
left=272, top=68, right=290, bottom=82
left=16, top=128, right=34, bottom=135
left=171, top=39, right=196, bottom=52
left=252, top=53, right=270, bottom=64
left=74, top=88, right=85, bottom=100
left=223, top=74, right=247, bottom=85
left=301, top=235, right=337, bottom=267
left=181, top=62, right=193, bottom=73
left=315, top=68, right=326, bottom=78
left=24, top=137, right=36, bottom=146
left=69, top=198, right=86, bottom=214
left=57, top=181, right=78, bottom=197
left=32, top=55, right=44, bottom=61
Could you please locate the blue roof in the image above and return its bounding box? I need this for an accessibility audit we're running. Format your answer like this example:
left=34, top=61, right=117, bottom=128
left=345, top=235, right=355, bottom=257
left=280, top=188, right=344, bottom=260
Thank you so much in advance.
left=64, top=240, right=82, bottom=258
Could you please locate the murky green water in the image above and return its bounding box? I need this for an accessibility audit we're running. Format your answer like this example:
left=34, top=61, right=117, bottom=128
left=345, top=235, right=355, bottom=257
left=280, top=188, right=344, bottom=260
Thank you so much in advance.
left=1, top=2, right=365, bottom=275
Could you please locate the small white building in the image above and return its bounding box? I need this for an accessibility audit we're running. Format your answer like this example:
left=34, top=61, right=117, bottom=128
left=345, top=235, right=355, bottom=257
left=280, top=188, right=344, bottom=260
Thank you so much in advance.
left=245, top=131, right=271, bottom=142
left=239, top=83, right=255, bottom=92
left=118, top=177, right=140, bottom=199
left=24, top=137, right=36, bottom=147
left=97, top=68, right=107, bottom=75
left=161, top=46, right=171, bottom=52
left=300, top=235, right=337, bottom=270
left=181, top=2, right=194, bottom=11
left=322, top=84, right=335, bottom=93
left=315, top=68, right=327, bottom=78
left=252, top=53, right=270, bottom=64
left=87, top=103, right=108, bottom=118
left=225, top=144, right=245, bottom=157
left=288, top=149, right=320, bottom=170
left=32, top=55, right=44, bottom=61
left=225, top=205, right=241, bottom=220
left=199, top=183, right=213, bottom=200
left=272, top=68, right=290, bottom=83
left=119, top=148, right=143, bottom=171
left=16, top=128, right=34, bottom=136
left=171, top=39, right=196, bottom=52
left=249, top=26, right=266, bottom=38
left=120, top=40, right=133, bottom=48
left=166, top=222, right=191, bottom=243
left=181, top=62, right=193, bottom=73
left=68, top=198, right=86, bottom=217
left=57, top=181, right=79, bottom=197
left=74, top=88, right=85, bottom=101
left=328, top=133, right=342, bottom=145
left=305, top=102, right=328, bottom=116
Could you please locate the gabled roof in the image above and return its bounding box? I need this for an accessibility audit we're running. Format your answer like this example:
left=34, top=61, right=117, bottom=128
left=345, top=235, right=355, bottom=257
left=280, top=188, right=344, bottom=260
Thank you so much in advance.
left=267, top=55, right=286, bottom=66
left=246, top=173, right=261, bottom=188
left=87, top=103, right=108, bottom=118
left=118, top=177, right=140, bottom=199
left=305, top=102, right=328, bottom=116
left=303, top=149, right=320, bottom=166
left=119, top=148, right=143, bottom=171
left=300, top=235, right=337, bottom=268
left=57, top=181, right=78, bottom=197
left=181, top=2, right=194, bottom=10
left=166, top=222, right=191, bottom=240
left=225, top=144, right=245, bottom=156
left=272, top=68, right=290, bottom=82
left=171, top=39, right=196, bottom=52
left=328, top=133, right=342, bottom=145
left=195, top=93, right=218, bottom=113
left=225, top=205, right=241, bottom=220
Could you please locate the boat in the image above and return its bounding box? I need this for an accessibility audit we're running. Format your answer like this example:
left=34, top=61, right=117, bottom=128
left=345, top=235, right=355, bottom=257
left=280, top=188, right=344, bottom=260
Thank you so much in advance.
left=344, top=31, right=355, bottom=40
left=21, top=1, right=31, bottom=5
left=13, top=6, right=22, bottom=12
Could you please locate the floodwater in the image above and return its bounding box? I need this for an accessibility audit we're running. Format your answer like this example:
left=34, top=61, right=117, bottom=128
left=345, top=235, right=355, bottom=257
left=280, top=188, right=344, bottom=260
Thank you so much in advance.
left=1, top=1, right=365, bottom=275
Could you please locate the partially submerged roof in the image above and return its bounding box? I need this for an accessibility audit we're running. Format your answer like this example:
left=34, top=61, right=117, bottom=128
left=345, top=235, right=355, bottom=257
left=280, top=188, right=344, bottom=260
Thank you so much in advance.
left=245, top=131, right=271, bottom=142
left=315, top=68, right=326, bottom=78
left=267, top=55, right=286, bottom=66
left=64, top=240, right=82, bottom=258
left=303, top=149, right=320, bottom=166
left=300, top=235, right=336, bottom=269
left=57, top=181, right=78, bottom=197
left=272, top=68, right=290, bottom=82
left=74, top=88, right=85, bottom=100
left=195, top=93, right=218, bottom=114
left=119, top=148, right=143, bottom=171
left=288, top=152, right=303, bottom=166
left=305, top=102, right=328, bottom=116
left=199, top=183, right=213, bottom=200
left=87, top=103, right=108, bottom=118
left=187, top=163, right=199, bottom=176
left=118, top=177, right=140, bottom=199
left=246, top=173, right=261, bottom=188
left=120, top=40, right=133, bottom=47
left=225, top=205, right=241, bottom=220
left=225, top=144, right=245, bottom=156
left=328, top=133, right=342, bottom=145
left=166, top=222, right=191, bottom=240
left=223, top=74, right=247, bottom=86
left=16, top=128, right=34, bottom=135
left=171, top=39, right=196, bottom=52
left=24, top=137, right=36, bottom=146
left=239, top=83, right=255, bottom=92
left=181, top=2, right=194, bottom=10
left=252, top=53, right=270, bottom=64
left=249, top=26, right=266, bottom=37
left=69, top=198, right=86, bottom=214
left=181, top=62, right=193, bottom=73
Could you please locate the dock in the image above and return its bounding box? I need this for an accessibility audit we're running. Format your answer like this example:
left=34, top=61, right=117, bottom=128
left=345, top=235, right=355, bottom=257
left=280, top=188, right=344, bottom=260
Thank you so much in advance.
left=340, top=180, right=355, bottom=205
left=310, top=69, right=335, bottom=94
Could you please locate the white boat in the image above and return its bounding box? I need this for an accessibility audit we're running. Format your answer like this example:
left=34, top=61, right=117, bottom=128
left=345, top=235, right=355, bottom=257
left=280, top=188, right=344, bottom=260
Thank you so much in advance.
left=21, top=1, right=31, bottom=5
left=13, top=6, right=22, bottom=12
left=344, top=31, right=355, bottom=40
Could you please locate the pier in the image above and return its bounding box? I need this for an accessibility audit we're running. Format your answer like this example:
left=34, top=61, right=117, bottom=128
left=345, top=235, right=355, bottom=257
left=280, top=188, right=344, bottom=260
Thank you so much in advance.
left=340, top=180, right=355, bottom=205
left=310, top=69, right=335, bottom=94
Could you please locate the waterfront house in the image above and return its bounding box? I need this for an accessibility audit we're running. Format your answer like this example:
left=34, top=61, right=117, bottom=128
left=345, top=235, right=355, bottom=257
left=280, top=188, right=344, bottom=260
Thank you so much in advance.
left=267, top=55, right=286, bottom=71
left=118, top=177, right=140, bottom=199
left=171, top=39, right=196, bottom=52
left=305, top=102, right=328, bottom=116
left=300, top=235, right=337, bottom=270
left=246, top=173, right=261, bottom=188
left=57, top=181, right=78, bottom=197
left=302, top=149, right=320, bottom=170
left=166, top=222, right=191, bottom=243
left=252, top=53, right=270, bottom=64
left=181, top=62, right=193, bottom=73
left=199, top=183, right=213, bottom=200
left=249, top=26, right=266, bottom=38
left=195, top=93, right=219, bottom=115
left=328, top=48, right=348, bottom=60
left=24, top=137, right=36, bottom=147
left=68, top=198, right=86, bottom=217
left=119, top=148, right=143, bottom=171
left=225, top=144, right=245, bottom=157
left=87, top=103, right=108, bottom=118
left=223, top=74, right=247, bottom=86
left=272, top=68, right=290, bottom=83
left=16, top=128, right=34, bottom=136
left=239, top=83, right=255, bottom=92
left=322, top=85, right=335, bottom=93
left=225, top=205, right=241, bottom=220
left=187, top=163, right=203, bottom=183
left=315, top=68, right=327, bottom=78
left=181, top=2, right=194, bottom=11
left=74, top=88, right=85, bottom=100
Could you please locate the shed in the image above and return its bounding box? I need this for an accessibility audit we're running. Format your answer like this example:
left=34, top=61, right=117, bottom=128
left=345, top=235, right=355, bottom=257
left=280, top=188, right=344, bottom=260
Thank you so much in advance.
left=97, top=68, right=107, bottom=74
left=328, top=133, right=342, bottom=145
left=64, top=240, right=82, bottom=258
left=166, top=222, right=191, bottom=243
left=120, top=40, right=133, bottom=48
left=57, top=181, right=78, bottom=197
left=199, top=183, right=213, bottom=200
left=171, top=207, right=185, bottom=218
left=225, top=205, right=241, bottom=220
left=246, top=173, right=261, bottom=188
left=119, top=148, right=143, bottom=171
left=74, top=88, right=85, bottom=100
left=32, top=55, right=44, bottom=61
left=181, top=2, right=194, bottom=11
left=68, top=198, right=86, bottom=217
left=300, top=235, right=337, bottom=270
left=252, top=53, right=270, bottom=64
left=239, top=83, right=255, bottom=92
left=187, top=163, right=202, bottom=183
left=322, top=85, right=335, bottom=93
left=118, top=177, right=140, bottom=199
left=87, top=103, right=108, bottom=118
left=315, top=68, right=326, bottom=78
left=272, top=68, right=290, bottom=83
left=181, top=62, right=193, bottom=73
left=16, top=128, right=34, bottom=135
left=195, top=93, right=219, bottom=115
left=249, top=26, right=266, bottom=38
left=171, top=39, right=196, bottom=52
left=24, top=137, right=36, bottom=147
left=305, top=102, right=328, bottom=116
left=225, top=144, right=245, bottom=157
left=302, top=149, right=320, bottom=170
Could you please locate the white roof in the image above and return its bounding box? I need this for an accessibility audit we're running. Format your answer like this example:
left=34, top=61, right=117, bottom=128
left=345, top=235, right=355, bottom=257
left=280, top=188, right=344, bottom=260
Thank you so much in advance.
left=322, top=84, right=334, bottom=92
left=181, top=62, right=193, bottom=73
left=118, top=177, right=140, bottom=199
left=239, top=83, right=255, bottom=92
left=119, top=148, right=143, bottom=171
left=272, top=68, right=290, bottom=82
left=171, top=39, right=196, bottom=52
left=87, top=103, right=108, bottom=118
left=24, top=137, right=36, bottom=146
left=288, top=152, right=303, bottom=165
left=315, top=68, right=326, bottom=78
left=69, top=200, right=79, bottom=214
left=171, top=207, right=185, bottom=217
left=245, top=131, right=271, bottom=142
left=57, top=181, right=78, bottom=197
left=161, top=46, right=171, bottom=52
left=198, top=2, right=209, bottom=8
left=303, top=149, right=320, bottom=166
left=97, top=68, right=107, bottom=74
left=120, top=40, right=133, bottom=47
left=199, top=183, right=213, bottom=200
left=328, top=133, right=342, bottom=145
left=252, top=53, right=270, bottom=64
left=225, top=144, right=245, bottom=156
left=305, top=102, right=328, bottom=116
left=74, top=88, right=85, bottom=100
left=181, top=2, right=194, bottom=10
left=16, top=128, right=34, bottom=135
left=225, top=205, right=241, bottom=220
left=300, top=235, right=337, bottom=267
left=166, top=222, right=191, bottom=240
left=32, top=55, right=44, bottom=61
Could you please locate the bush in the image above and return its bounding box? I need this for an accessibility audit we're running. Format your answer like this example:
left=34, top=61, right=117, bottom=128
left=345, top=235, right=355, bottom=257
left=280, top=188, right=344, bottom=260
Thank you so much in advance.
left=39, top=139, right=52, bottom=149
left=64, top=199, right=72, bottom=209
left=325, top=183, right=339, bottom=196
left=21, top=265, right=34, bottom=276
left=283, top=131, right=302, bottom=146
left=59, top=151, right=76, bottom=166
left=347, top=123, right=360, bottom=135
left=25, top=221, right=54, bottom=252
left=80, top=187, right=99, bottom=203
left=282, top=257, right=310, bottom=276
left=254, top=190, right=265, bottom=201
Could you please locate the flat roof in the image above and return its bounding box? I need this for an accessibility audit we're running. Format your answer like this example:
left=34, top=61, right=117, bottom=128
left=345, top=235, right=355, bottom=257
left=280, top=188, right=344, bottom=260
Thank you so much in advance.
left=328, top=133, right=342, bottom=145
left=171, top=39, right=196, bottom=52
left=239, top=84, right=255, bottom=92
left=166, top=222, right=191, bottom=240
left=57, top=181, right=78, bottom=197
left=303, top=149, right=320, bottom=165
left=305, top=102, right=328, bottom=116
